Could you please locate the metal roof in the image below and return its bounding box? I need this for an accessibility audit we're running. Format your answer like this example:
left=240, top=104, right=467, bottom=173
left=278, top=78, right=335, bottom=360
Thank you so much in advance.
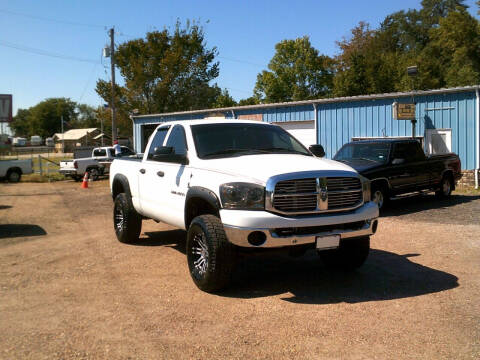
left=132, top=85, right=480, bottom=120
left=53, top=128, right=99, bottom=140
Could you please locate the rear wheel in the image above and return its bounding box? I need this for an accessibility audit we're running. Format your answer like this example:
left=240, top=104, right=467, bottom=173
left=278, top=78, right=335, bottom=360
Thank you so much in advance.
left=435, top=175, right=452, bottom=198
left=186, top=215, right=235, bottom=292
left=113, top=193, right=142, bottom=244
left=318, top=236, right=370, bottom=271
left=7, top=169, right=21, bottom=183
left=87, top=167, right=99, bottom=181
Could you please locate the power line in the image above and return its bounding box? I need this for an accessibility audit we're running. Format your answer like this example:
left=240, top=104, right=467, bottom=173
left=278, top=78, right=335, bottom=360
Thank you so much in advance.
left=218, top=56, right=265, bottom=68
left=0, top=8, right=106, bottom=29
left=0, top=40, right=101, bottom=64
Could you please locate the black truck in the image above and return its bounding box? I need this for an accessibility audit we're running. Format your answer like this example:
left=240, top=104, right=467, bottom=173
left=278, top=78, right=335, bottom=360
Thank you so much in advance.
left=333, top=139, right=462, bottom=209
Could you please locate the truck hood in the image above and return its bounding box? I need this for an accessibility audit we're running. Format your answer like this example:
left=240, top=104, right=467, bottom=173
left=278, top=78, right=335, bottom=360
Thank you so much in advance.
left=335, top=158, right=384, bottom=174
left=198, top=154, right=358, bottom=184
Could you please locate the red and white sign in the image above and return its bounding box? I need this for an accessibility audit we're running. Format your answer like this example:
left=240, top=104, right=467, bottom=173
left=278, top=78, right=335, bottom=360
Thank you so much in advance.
left=0, top=94, right=13, bottom=122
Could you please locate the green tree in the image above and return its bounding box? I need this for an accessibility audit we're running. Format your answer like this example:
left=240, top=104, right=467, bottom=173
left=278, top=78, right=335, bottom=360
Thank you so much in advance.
left=11, top=98, right=77, bottom=138
left=254, top=36, right=333, bottom=103
left=96, top=20, right=220, bottom=118
left=422, top=6, right=480, bottom=87
left=238, top=96, right=260, bottom=106
left=10, top=108, right=31, bottom=137
left=212, top=88, right=237, bottom=108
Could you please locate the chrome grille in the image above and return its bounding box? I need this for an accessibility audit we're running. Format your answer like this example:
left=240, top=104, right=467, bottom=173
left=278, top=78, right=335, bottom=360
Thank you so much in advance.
left=271, top=176, right=363, bottom=214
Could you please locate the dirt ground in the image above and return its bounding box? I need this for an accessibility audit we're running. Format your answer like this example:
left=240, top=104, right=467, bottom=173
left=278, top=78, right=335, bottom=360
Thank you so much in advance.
left=0, top=180, right=479, bottom=359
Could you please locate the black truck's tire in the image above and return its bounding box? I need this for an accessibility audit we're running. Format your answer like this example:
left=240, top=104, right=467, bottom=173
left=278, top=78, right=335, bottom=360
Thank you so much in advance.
left=7, top=169, right=21, bottom=183
left=318, top=236, right=370, bottom=271
left=371, top=183, right=389, bottom=210
left=113, top=193, right=142, bottom=244
left=435, top=175, right=453, bottom=198
left=186, top=215, right=235, bottom=292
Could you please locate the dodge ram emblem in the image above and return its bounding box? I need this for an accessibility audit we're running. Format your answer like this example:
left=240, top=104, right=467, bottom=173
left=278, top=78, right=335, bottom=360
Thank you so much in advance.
left=317, top=177, right=328, bottom=210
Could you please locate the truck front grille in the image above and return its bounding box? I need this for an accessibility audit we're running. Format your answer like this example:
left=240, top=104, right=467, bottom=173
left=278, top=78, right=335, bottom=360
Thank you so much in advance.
left=271, top=176, right=363, bottom=214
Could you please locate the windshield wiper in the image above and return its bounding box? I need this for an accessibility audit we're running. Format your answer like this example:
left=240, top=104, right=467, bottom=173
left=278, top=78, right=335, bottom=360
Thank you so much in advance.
left=202, top=148, right=269, bottom=159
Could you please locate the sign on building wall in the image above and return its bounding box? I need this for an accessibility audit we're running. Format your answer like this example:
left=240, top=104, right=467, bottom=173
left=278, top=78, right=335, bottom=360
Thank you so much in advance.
left=0, top=94, right=13, bottom=122
left=237, top=114, right=262, bottom=121
left=393, top=102, right=415, bottom=120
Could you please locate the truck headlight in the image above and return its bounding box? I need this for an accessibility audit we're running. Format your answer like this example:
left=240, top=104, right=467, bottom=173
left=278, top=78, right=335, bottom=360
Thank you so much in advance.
left=360, top=176, right=371, bottom=203
left=219, top=182, right=265, bottom=210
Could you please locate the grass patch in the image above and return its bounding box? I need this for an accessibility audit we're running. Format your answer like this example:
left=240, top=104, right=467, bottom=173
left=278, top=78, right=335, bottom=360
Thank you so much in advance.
left=455, top=186, right=480, bottom=195
left=22, top=173, right=67, bottom=183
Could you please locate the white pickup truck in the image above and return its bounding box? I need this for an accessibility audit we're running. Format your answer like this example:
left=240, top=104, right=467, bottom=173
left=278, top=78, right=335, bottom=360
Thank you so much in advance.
left=0, top=159, right=33, bottom=182
left=60, top=146, right=135, bottom=181
left=110, top=119, right=379, bottom=292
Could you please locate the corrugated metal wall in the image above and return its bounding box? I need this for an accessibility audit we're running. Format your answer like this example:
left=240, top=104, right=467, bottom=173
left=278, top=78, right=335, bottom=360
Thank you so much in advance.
left=133, top=90, right=478, bottom=170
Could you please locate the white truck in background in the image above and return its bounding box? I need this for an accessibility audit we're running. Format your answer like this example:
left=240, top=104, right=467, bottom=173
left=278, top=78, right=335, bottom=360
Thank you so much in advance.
left=60, top=146, right=135, bottom=181
left=0, top=159, right=33, bottom=182
left=109, top=119, right=379, bottom=292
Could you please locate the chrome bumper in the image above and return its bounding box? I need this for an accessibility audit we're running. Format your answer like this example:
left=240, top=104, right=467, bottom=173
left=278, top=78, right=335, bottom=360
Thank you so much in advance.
left=224, top=218, right=378, bottom=248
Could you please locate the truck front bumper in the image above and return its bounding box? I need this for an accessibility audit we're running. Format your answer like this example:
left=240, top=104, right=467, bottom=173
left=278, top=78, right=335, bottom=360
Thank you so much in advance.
left=221, top=201, right=379, bottom=248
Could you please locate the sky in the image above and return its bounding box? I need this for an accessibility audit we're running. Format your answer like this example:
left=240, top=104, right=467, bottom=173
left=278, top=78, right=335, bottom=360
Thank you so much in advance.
left=1, top=0, right=479, bottom=124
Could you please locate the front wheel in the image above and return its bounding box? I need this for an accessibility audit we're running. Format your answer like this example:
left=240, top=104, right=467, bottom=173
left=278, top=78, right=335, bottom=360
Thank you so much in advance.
left=435, top=175, right=452, bottom=198
left=318, top=236, right=370, bottom=271
left=186, top=215, right=235, bottom=292
left=113, top=193, right=142, bottom=244
left=7, top=170, right=21, bottom=183
left=371, top=184, right=388, bottom=210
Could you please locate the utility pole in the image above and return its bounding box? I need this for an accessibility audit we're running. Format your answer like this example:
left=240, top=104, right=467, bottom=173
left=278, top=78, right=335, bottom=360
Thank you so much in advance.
left=109, top=27, right=117, bottom=144
left=61, top=115, right=65, bottom=153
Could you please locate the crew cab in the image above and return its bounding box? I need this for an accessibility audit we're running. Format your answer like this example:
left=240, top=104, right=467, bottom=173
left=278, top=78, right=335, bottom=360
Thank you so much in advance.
left=110, top=120, right=379, bottom=292
left=334, top=139, right=462, bottom=209
left=60, top=146, right=134, bottom=181
left=0, top=158, right=33, bottom=182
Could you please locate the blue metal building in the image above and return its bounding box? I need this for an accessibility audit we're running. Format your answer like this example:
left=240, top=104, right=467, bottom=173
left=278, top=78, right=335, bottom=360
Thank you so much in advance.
left=132, top=86, right=479, bottom=183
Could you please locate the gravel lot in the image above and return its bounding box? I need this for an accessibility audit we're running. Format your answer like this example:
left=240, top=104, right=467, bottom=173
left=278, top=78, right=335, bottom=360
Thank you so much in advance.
left=0, top=181, right=479, bottom=359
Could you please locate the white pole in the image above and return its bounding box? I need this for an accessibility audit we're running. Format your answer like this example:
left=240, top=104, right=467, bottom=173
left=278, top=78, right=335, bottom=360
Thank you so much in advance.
left=475, top=88, right=479, bottom=189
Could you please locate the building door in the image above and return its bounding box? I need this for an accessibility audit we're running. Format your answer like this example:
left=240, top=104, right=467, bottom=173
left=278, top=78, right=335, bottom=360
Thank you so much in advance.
left=276, top=121, right=316, bottom=147
left=426, top=129, right=452, bottom=154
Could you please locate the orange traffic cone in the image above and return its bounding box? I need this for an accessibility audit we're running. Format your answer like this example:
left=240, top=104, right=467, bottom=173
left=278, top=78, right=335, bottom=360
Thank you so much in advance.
left=81, top=172, right=89, bottom=189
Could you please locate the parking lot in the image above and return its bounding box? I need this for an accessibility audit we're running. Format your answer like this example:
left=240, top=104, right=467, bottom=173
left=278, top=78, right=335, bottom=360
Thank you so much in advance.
left=1, top=180, right=479, bottom=359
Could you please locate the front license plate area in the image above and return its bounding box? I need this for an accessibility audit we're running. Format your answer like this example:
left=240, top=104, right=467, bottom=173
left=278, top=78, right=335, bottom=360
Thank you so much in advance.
left=316, top=235, right=340, bottom=250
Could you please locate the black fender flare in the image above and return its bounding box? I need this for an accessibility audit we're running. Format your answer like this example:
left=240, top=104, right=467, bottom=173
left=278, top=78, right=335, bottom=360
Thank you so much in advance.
left=184, top=186, right=221, bottom=228
left=111, top=174, right=133, bottom=201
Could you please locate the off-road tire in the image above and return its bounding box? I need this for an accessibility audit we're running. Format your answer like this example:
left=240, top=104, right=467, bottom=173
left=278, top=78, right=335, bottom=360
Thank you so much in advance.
left=435, top=175, right=453, bottom=198
left=113, top=193, right=142, bottom=244
left=186, top=215, right=235, bottom=292
left=319, top=236, right=370, bottom=271
left=6, top=169, right=21, bottom=183
left=371, top=183, right=389, bottom=210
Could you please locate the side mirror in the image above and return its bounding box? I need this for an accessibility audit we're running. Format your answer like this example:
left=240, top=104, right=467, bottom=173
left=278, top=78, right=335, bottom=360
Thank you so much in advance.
left=152, top=146, right=189, bottom=165
left=392, top=158, right=405, bottom=165
left=154, top=146, right=173, bottom=156
left=309, top=144, right=325, bottom=158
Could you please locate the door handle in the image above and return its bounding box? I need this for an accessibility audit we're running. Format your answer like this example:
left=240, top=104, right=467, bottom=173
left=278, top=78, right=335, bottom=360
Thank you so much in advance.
left=157, top=171, right=164, bottom=177
left=139, top=168, right=146, bottom=174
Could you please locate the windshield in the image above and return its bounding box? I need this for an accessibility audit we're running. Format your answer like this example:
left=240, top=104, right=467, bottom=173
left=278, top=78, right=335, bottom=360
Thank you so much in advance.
left=334, top=142, right=391, bottom=164
left=191, top=123, right=312, bottom=159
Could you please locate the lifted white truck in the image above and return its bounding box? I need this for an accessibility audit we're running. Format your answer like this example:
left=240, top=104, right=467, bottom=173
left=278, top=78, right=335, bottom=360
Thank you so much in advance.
left=110, top=119, right=379, bottom=292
